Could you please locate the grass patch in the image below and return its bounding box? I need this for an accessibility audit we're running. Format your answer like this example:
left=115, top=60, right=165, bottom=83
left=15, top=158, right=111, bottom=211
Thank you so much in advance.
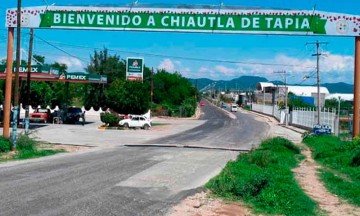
left=13, top=149, right=64, bottom=160
left=0, top=136, right=12, bottom=152
left=206, top=137, right=319, bottom=216
left=303, top=135, right=360, bottom=206
left=151, top=122, right=170, bottom=126
left=0, top=134, right=66, bottom=162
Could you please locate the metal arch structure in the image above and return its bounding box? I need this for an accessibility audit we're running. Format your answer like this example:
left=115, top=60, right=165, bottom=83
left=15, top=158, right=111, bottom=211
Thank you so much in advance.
left=3, top=4, right=360, bottom=137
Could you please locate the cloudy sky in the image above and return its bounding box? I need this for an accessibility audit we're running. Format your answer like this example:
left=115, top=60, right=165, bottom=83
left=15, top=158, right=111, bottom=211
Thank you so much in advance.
left=1, top=0, right=359, bottom=85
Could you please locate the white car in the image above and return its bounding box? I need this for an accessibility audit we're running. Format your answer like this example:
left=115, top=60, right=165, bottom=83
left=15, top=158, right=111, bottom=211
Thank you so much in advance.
left=119, top=115, right=152, bottom=130
left=231, top=104, right=238, bottom=112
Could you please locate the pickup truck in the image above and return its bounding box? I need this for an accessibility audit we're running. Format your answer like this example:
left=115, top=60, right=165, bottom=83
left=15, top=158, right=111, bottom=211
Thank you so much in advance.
left=119, top=115, right=151, bottom=130
left=30, top=108, right=52, bottom=123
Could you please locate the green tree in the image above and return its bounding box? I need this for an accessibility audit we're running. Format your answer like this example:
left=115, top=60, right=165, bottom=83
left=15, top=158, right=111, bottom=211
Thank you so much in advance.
left=29, top=81, right=53, bottom=108
left=153, top=70, right=197, bottom=106
left=32, top=55, right=45, bottom=65
left=106, top=79, right=150, bottom=114
left=84, top=48, right=126, bottom=109
left=325, top=98, right=352, bottom=112
left=51, top=62, right=67, bottom=73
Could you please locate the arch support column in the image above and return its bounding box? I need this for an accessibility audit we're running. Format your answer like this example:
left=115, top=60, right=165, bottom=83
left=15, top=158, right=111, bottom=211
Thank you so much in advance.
left=3, top=28, right=14, bottom=138
left=353, top=36, right=360, bottom=137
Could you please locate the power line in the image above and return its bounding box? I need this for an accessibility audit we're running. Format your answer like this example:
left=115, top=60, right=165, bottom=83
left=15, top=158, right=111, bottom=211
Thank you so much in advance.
left=34, top=35, right=89, bottom=63
left=32, top=38, right=317, bottom=69
left=1, top=29, right=318, bottom=70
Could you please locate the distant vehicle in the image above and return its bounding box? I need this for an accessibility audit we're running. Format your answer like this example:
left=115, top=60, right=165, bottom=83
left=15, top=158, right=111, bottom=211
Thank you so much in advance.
left=231, top=104, right=238, bottom=112
left=200, top=101, right=205, bottom=106
left=119, top=115, right=151, bottom=130
left=61, top=107, right=86, bottom=124
left=30, top=108, right=52, bottom=123
left=221, top=103, right=227, bottom=109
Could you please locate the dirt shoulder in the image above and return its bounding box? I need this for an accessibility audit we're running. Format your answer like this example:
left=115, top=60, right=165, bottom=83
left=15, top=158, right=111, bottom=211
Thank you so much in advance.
left=169, top=191, right=254, bottom=216
left=293, top=143, right=360, bottom=216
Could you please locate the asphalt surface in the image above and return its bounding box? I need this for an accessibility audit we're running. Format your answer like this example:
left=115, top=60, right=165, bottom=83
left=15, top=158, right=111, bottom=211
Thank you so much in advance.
left=146, top=101, right=269, bottom=150
left=0, top=101, right=304, bottom=216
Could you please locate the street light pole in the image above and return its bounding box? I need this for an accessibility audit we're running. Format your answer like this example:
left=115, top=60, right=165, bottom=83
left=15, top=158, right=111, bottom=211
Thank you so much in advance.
left=274, top=70, right=288, bottom=125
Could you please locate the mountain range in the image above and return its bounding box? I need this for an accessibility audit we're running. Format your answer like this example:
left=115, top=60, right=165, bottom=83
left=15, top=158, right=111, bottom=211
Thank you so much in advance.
left=188, top=76, right=354, bottom=94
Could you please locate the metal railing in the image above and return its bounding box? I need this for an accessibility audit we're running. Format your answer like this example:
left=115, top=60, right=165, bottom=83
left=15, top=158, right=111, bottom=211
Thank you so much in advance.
left=250, top=103, right=339, bottom=134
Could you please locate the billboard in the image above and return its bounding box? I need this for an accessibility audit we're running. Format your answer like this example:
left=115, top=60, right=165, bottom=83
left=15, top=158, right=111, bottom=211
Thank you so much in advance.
left=59, top=72, right=107, bottom=83
left=126, top=57, right=144, bottom=81
left=0, top=65, right=43, bottom=73
left=4, top=5, right=360, bottom=37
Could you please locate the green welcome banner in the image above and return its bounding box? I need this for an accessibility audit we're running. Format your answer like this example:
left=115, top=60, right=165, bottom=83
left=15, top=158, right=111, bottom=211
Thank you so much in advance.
left=38, top=11, right=326, bottom=34
left=5, top=5, right=360, bottom=36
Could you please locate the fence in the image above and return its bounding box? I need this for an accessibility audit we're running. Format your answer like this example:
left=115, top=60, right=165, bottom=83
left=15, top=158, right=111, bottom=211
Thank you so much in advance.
left=251, top=103, right=339, bottom=134
left=251, top=103, right=283, bottom=123
left=11, top=104, right=106, bottom=118
left=291, top=107, right=337, bottom=132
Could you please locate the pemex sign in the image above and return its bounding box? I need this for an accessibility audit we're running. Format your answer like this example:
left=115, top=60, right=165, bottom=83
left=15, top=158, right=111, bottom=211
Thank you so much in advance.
left=0, top=65, right=43, bottom=73
left=59, top=72, right=107, bottom=83
left=5, top=5, right=360, bottom=37
left=126, top=57, right=144, bottom=81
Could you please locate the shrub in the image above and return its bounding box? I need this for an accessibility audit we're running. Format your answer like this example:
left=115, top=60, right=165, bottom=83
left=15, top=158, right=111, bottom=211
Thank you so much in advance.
left=151, top=105, right=168, bottom=116
left=181, top=98, right=196, bottom=117
left=0, top=136, right=11, bottom=152
left=245, top=150, right=277, bottom=167
left=262, top=137, right=300, bottom=154
left=206, top=162, right=269, bottom=199
left=100, top=112, right=120, bottom=126
left=206, top=137, right=317, bottom=215
left=16, top=134, right=36, bottom=151
left=351, top=149, right=360, bottom=167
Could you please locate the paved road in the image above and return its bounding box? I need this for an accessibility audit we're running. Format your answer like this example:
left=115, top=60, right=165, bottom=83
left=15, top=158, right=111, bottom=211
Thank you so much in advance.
left=0, top=102, right=299, bottom=216
left=146, top=101, right=269, bottom=150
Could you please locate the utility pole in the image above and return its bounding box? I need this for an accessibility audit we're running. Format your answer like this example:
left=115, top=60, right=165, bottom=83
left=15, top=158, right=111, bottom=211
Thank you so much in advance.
left=308, top=40, right=328, bottom=125
left=275, top=70, right=288, bottom=125
left=12, top=0, right=22, bottom=149
left=25, top=29, right=34, bottom=134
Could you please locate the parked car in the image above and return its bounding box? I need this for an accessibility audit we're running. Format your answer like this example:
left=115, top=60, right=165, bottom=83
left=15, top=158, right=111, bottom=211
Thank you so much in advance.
left=200, top=101, right=205, bottom=107
left=221, top=103, right=227, bottom=109
left=119, top=115, right=151, bottom=130
left=61, top=107, right=85, bottom=124
left=231, top=104, right=238, bottom=112
left=30, top=108, right=52, bottom=123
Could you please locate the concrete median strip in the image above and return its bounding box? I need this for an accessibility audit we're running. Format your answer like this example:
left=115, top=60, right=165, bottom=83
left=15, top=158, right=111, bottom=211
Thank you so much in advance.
left=124, top=144, right=249, bottom=152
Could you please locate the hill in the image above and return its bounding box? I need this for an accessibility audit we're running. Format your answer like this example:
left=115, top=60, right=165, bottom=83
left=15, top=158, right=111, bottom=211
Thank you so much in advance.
left=188, top=76, right=354, bottom=94
left=322, top=82, right=353, bottom=94
left=189, top=76, right=268, bottom=91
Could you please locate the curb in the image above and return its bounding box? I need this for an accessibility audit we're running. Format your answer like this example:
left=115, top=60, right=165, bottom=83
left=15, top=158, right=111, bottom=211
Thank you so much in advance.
left=242, top=109, right=307, bottom=135
left=124, top=144, right=249, bottom=152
